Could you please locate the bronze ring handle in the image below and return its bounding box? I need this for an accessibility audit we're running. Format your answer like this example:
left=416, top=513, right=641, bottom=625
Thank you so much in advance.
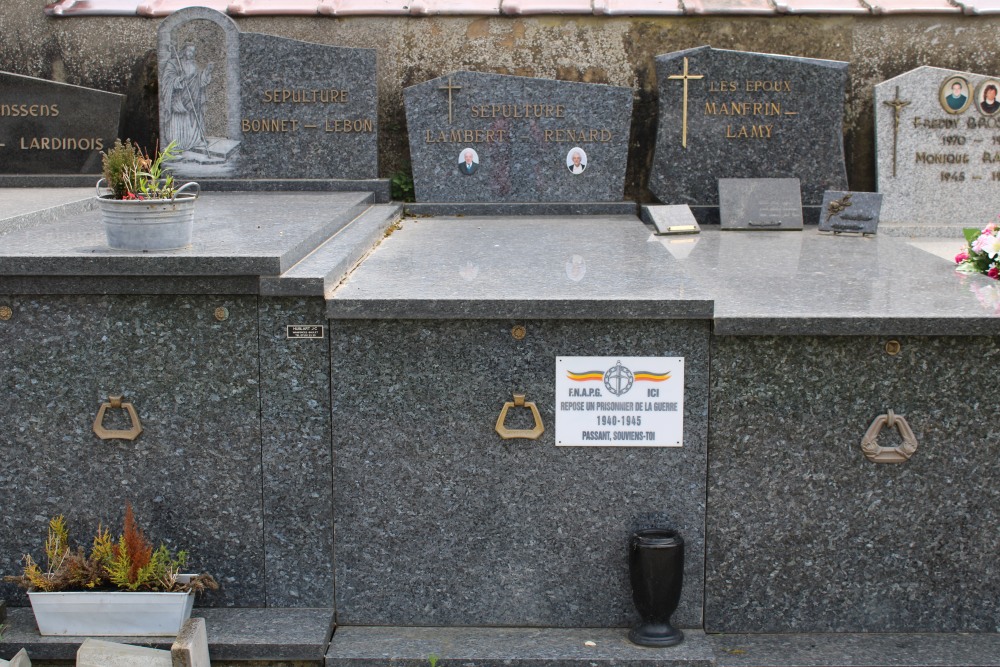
left=93, top=395, right=143, bottom=441
left=861, top=410, right=917, bottom=464
left=495, top=393, right=544, bottom=440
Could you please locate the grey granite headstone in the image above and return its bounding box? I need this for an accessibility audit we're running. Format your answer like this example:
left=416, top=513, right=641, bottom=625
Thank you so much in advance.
left=719, top=178, right=803, bottom=230
left=876, top=66, right=1000, bottom=230
left=641, top=204, right=701, bottom=235
left=404, top=71, right=633, bottom=203
left=818, top=190, right=882, bottom=235
left=0, top=71, right=122, bottom=174
left=158, top=7, right=377, bottom=180
left=650, top=46, right=847, bottom=223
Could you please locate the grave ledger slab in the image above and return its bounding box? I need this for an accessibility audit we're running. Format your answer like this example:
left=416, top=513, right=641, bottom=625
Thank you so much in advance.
left=0, top=71, right=123, bottom=175
left=876, top=66, right=1000, bottom=230
left=649, top=46, right=848, bottom=224
left=158, top=7, right=377, bottom=180
left=404, top=71, right=633, bottom=203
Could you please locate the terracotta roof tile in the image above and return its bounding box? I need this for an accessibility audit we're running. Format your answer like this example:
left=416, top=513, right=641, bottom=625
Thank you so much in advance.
left=593, top=0, right=684, bottom=14
left=682, top=0, right=776, bottom=13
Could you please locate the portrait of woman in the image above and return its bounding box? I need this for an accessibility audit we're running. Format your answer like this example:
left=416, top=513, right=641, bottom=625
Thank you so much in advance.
left=566, top=147, right=588, bottom=175
left=977, top=80, right=1000, bottom=116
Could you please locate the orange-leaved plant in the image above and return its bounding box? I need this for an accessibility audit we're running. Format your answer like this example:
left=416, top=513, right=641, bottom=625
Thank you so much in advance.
left=4, top=503, right=217, bottom=594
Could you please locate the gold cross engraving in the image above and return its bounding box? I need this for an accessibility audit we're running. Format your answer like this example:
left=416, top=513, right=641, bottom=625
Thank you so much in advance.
left=883, top=86, right=910, bottom=178
left=668, top=57, right=704, bottom=149
left=438, top=76, right=463, bottom=124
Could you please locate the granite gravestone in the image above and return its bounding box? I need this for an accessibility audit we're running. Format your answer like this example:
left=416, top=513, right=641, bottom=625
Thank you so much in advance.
left=650, top=46, right=848, bottom=224
left=719, top=178, right=803, bottom=230
left=158, top=7, right=377, bottom=180
left=876, top=66, right=1000, bottom=230
left=404, top=71, right=633, bottom=203
left=0, top=71, right=122, bottom=174
left=818, top=191, right=882, bottom=235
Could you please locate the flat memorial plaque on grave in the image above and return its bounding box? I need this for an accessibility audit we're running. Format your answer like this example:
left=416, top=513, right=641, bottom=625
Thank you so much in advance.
left=719, top=178, right=803, bottom=230
left=876, top=66, right=1000, bottom=228
left=649, top=46, right=847, bottom=223
left=641, top=204, right=701, bottom=235
left=404, top=71, right=633, bottom=203
left=158, top=7, right=377, bottom=180
left=0, top=71, right=123, bottom=174
left=818, top=191, right=882, bottom=235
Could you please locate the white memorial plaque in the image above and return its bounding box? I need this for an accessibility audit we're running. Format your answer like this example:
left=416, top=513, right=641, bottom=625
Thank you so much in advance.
left=555, top=356, right=684, bottom=447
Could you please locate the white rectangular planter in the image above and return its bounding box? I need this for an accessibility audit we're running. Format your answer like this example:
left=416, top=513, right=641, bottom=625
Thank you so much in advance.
left=28, top=588, right=195, bottom=636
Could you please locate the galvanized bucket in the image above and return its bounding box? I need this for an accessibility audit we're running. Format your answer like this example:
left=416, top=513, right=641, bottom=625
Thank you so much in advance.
left=97, top=179, right=199, bottom=251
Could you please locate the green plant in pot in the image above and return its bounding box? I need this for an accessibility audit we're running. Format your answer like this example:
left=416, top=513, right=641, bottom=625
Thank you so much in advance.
left=96, top=139, right=200, bottom=252
left=5, top=504, right=218, bottom=636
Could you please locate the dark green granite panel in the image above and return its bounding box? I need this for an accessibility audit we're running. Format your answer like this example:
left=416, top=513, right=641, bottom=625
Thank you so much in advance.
left=258, top=297, right=334, bottom=607
left=331, top=319, right=709, bottom=628
left=707, top=335, right=1000, bottom=632
left=0, top=294, right=264, bottom=607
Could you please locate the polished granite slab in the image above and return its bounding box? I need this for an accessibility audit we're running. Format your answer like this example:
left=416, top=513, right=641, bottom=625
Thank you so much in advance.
left=327, top=215, right=714, bottom=320
left=327, top=216, right=1000, bottom=335
left=327, top=627, right=714, bottom=666
left=0, top=190, right=372, bottom=276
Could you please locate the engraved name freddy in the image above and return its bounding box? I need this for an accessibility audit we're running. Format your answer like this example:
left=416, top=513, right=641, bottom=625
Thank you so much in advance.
left=1, top=101, right=105, bottom=151
left=241, top=88, right=374, bottom=134
left=667, top=58, right=800, bottom=147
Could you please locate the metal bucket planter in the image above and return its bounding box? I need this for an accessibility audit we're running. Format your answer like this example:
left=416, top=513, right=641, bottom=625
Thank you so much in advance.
left=96, top=180, right=199, bottom=251
left=27, top=575, right=197, bottom=636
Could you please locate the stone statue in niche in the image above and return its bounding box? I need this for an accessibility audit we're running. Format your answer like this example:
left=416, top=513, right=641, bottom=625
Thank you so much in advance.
left=162, top=42, right=214, bottom=153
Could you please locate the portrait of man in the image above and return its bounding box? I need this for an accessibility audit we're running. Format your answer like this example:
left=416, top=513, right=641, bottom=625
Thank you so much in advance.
left=457, top=148, right=479, bottom=176
left=978, top=81, right=1000, bottom=116
left=940, top=76, right=971, bottom=114
left=566, top=147, right=588, bottom=174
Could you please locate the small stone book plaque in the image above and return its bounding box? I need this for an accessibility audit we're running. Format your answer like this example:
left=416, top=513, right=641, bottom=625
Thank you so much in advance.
left=818, top=191, right=882, bottom=235
left=719, top=178, right=803, bottom=230
left=641, top=205, right=701, bottom=235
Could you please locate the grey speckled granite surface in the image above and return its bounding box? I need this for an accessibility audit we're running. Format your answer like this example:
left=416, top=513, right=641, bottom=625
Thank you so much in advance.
left=0, top=294, right=263, bottom=607
left=331, top=319, right=708, bottom=627
left=258, top=297, right=334, bottom=607
left=0, top=191, right=371, bottom=277
left=0, top=607, right=333, bottom=661
left=328, top=218, right=1000, bottom=335
left=707, top=335, right=1000, bottom=633
left=710, top=633, right=1000, bottom=666
left=327, top=627, right=713, bottom=666
left=328, top=216, right=713, bottom=320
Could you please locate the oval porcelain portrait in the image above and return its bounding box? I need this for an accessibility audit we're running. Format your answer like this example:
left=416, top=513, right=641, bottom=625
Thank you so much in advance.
left=940, top=76, right=972, bottom=115
left=566, top=147, right=588, bottom=175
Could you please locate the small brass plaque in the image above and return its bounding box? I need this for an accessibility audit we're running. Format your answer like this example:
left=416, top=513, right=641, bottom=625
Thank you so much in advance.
left=287, top=325, right=325, bottom=339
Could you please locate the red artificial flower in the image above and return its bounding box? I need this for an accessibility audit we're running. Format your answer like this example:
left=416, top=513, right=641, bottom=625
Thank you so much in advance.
left=955, top=252, right=969, bottom=264
left=989, top=267, right=1000, bottom=280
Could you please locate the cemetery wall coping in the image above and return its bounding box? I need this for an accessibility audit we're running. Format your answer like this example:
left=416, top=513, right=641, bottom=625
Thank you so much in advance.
left=41, top=0, right=999, bottom=16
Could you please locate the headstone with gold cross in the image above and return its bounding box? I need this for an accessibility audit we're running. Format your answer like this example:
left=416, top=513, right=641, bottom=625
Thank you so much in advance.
left=649, top=46, right=849, bottom=225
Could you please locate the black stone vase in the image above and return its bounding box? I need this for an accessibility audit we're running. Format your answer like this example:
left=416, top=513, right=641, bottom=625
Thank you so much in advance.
left=627, top=528, right=684, bottom=647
